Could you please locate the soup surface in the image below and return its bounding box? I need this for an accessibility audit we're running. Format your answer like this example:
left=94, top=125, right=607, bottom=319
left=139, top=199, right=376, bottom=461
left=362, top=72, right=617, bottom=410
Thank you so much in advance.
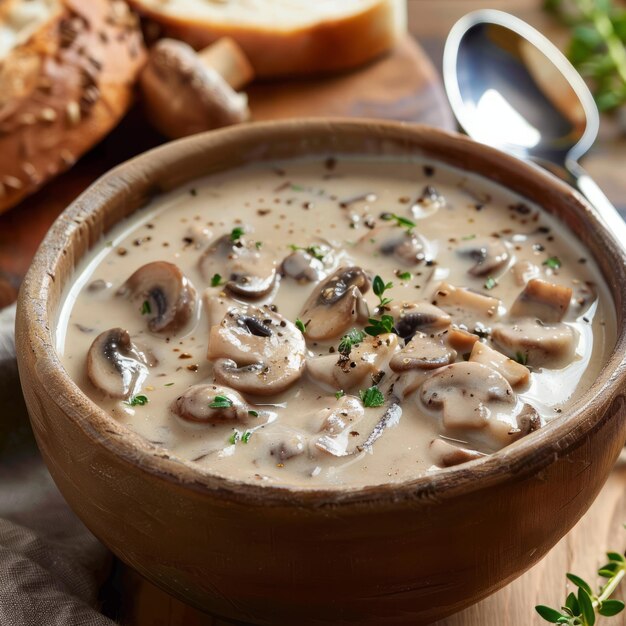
left=56, top=156, right=614, bottom=488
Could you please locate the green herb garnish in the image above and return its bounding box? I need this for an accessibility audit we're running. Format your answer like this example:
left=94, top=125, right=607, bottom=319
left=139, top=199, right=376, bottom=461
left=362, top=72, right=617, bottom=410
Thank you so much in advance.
left=140, top=300, right=151, bottom=315
left=536, top=546, right=625, bottom=624
left=211, top=273, right=224, bottom=287
left=125, top=394, right=148, bottom=407
left=255, top=241, right=263, bottom=249
left=335, top=390, right=345, bottom=399
left=230, top=226, right=245, bottom=241
left=543, top=256, right=562, bottom=269
left=164, top=382, right=174, bottom=387
left=381, top=212, right=416, bottom=233
left=338, top=328, right=366, bottom=355
left=248, top=410, right=259, bottom=417
left=462, top=234, right=477, bottom=240
left=295, top=318, right=307, bottom=334
left=484, top=276, right=497, bottom=290
left=209, top=395, right=233, bottom=409
left=515, top=351, right=529, bottom=365
left=364, top=315, right=395, bottom=337
left=359, top=386, right=385, bottom=408
left=398, top=271, right=412, bottom=281
left=373, top=275, right=394, bottom=308
left=289, top=244, right=325, bottom=262
left=228, top=431, right=240, bottom=445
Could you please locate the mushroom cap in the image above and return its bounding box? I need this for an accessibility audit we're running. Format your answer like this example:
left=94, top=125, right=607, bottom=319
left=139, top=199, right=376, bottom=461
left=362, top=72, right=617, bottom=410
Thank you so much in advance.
left=307, top=333, right=400, bottom=391
left=199, top=234, right=278, bottom=299
left=299, top=266, right=371, bottom=341
left=171, top=383, right=251, bottom=423
left=208, top=304, right=306, bottom=395
left=358, top=226, right=430, bottom=266
left=389, top=332, right=456, bottom=372
left=140, top=38, right=250, bottom=139
left=420, top=361, right=515, bottom=430
left=509, top=278, right=572, bottom=323
left=491, top=320, right=578, bottom=369
left=389, top=300, right=451, bottom=341
left=118, top=261, right=197, bottom=334
left=87, top=328, right=154, bottom=399
left=456, top=236, right=510, bottom=277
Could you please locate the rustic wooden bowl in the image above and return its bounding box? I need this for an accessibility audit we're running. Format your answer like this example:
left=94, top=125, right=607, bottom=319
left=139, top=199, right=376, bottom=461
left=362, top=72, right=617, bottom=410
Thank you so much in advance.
left=15, top=120, right=626, bottom=625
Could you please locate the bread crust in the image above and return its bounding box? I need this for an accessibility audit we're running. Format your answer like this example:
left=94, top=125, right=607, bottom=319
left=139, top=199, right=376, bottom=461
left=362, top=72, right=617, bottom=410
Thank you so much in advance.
left=129, top=0, right=406, bottom=78
left=0, top=0, right=146, bottom=214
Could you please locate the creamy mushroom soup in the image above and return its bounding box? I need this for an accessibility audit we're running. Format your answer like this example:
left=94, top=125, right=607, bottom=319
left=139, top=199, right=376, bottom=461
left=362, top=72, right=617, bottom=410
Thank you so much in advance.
left=56, top=157, right=614, bottom=488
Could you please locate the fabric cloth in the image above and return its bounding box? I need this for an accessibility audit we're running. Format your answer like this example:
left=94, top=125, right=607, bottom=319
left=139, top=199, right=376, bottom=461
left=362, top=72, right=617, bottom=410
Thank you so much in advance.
left=0, top=305, right=115, bottom=626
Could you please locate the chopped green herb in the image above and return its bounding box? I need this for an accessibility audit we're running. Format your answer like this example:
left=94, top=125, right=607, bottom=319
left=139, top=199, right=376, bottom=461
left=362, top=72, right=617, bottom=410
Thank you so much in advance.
left=381, top=212, right=416, bottom=233
left=543, top=256, right=562, bottom=270
left=515, top=351, right=528, bottom=366
left=125, top=394, right=148, bottom=407
left=228, top=431, right=240, bottom=445
left=461, top=234, right=476, bottom=240
left=373, top=275, right=394, bottom=308
left=241, top=431, right=252, bottom=444
left=338, top=328, right=366, bottom=355
left=248, top=410, right=259, bottom=418
left=398, top=271, right=412, bottom=281
left=335, top=390, right=345, bottom=399
left=105, top=240, right=114, bottom=247
left=229, top=429, right=252, bottom=445
left=255, top=241, right=263, bottom=249
left=359, top=386, right=385, bottom=408
left=364, top=315, right=395, bottom=337
left=140, top=300, right=151, bottom=315
left=295, top=318, right=307, bottom=334
left=209, top=395, right=233, bottom=409
left=289, top=244, right=325, bottom=262
left=290, top=184, right=304, bottom=192
left=230, top=226, right=245, bottom=241
left=164, top=382, right=174, bottom=387
left=484, top=277, right=497, bottom=290
left=210, top=273, right=224, bottom=287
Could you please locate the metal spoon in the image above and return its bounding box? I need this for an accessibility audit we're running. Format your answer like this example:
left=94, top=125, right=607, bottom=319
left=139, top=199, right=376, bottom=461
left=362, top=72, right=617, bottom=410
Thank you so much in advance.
left=443, top=9, right=626, bottom=243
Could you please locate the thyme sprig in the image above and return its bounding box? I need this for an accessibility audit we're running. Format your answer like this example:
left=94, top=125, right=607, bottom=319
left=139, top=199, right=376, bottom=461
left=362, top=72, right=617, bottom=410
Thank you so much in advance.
left=536, top=545, right=625, bottom=624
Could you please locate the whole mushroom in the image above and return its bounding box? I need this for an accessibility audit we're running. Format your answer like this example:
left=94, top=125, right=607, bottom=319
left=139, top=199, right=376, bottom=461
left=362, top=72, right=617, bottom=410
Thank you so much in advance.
left=118, top=261, right=197, bottom=333
left=87, top=328, right=156, bottom=399
left=208, top=305, right=306, bottom=395
left=140, top=37, right=254, bottom=139
left=299, top=266, right=371, bottom=341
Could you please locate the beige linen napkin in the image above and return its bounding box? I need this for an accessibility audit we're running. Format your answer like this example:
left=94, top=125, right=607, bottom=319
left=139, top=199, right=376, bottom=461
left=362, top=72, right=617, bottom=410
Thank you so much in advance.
left=0, top=305, right=115, bottom=626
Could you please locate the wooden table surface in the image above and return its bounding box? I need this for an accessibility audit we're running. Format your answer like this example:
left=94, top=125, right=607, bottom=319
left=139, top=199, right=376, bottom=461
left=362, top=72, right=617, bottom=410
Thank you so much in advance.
left=2, top=1, right=625, bottom=624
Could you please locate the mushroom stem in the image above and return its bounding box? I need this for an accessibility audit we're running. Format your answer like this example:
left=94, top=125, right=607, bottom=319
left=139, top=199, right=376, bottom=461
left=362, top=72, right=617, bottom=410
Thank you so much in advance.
left=197, top=38, right=255, bottom=90
left=357, top=402, right=402, bottom=452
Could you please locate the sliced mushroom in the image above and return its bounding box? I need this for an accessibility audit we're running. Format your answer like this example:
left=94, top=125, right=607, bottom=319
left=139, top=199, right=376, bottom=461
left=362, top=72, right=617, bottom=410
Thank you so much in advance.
left=358, top=226, right=430, bottom=266
left=199, top=234, right=278, bottom=299
left=390, top=332, right=456, bottom=372
left=208, top=305, right=306, bottom=395
left=203, top=291, right=238, bottom=329
left=171, top=384, right=251, bottom=423
left=491, top=320, right=578, bottom=369
left=431, top=282, right=501, bottom=327
left=281, top=249, right=325, bottom=282
left=118, top=261, right=196, bottom=333
left=456, top=237, right=510, bottom=277
left=511, top=403, right=542, bottom=437
left=313, top=396, right=366, bottom=457
left=469, top=341, right=530, bottom=388
left=87, top=328, right=155, bottom=399
left=445, top=326, right=480, bottom=354
left=429, top=438, right=485, bottom=468
left=420, top=362, right=515, bottom=430
left=512, top=260, right=540, bottom=286
left=307, top=333, right=400, bottom=391
left=299, top=266, right=371, bottom=341
left=388, top=301, right=451, bottom=341
left=510, top=279, right=572, bottom=323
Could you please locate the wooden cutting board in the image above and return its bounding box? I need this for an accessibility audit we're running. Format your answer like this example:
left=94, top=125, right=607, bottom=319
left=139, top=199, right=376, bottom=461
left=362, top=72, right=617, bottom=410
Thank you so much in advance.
left=0, top=36, right=453, bottom=309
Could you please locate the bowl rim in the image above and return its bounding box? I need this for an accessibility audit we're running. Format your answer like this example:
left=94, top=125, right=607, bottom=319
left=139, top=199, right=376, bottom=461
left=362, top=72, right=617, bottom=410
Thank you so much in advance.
left=16, top=118, right=626, bottom=507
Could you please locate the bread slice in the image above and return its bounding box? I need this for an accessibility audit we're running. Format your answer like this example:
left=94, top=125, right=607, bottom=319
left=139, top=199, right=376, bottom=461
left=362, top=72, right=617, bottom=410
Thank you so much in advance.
left=0, top=0, right=146, bottom=214
left=129, top=0, right=406, bottom=78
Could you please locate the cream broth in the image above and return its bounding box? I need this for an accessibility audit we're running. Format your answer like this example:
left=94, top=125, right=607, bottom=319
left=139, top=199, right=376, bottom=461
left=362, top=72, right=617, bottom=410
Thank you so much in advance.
left=56, top=157, right=615, bottom=488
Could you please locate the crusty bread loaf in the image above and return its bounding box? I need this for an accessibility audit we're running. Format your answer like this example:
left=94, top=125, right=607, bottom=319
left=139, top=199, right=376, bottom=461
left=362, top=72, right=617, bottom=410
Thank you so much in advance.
left=128, top=0, right=406, bottom=78
left=0, top=0, right=146, bottom=214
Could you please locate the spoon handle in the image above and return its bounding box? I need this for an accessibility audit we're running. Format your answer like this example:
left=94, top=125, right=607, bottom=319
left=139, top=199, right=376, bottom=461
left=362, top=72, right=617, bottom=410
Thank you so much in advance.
left=567, top=161, right=626, bottom=247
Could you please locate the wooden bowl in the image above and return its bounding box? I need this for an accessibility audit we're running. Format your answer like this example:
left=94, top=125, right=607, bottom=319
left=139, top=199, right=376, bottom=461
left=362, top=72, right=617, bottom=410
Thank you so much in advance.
left=15, top=120, right=626, bottom=625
